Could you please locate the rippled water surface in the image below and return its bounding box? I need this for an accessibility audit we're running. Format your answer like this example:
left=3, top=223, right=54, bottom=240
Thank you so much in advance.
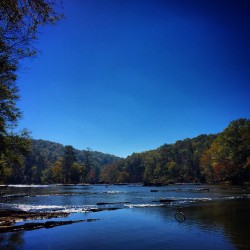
left=0, top=184, right=250, bottom=249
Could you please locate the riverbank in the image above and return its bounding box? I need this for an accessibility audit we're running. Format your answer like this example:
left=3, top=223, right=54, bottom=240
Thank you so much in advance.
left=0, top=209, right=98, bottom=233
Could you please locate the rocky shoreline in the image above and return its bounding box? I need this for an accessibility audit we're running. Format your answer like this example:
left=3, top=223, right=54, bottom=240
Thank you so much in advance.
left=0, top=209, right=98, bottom=233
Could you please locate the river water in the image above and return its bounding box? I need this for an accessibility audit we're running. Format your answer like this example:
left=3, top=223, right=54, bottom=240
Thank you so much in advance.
left=0, top=184, right=249, bottom=249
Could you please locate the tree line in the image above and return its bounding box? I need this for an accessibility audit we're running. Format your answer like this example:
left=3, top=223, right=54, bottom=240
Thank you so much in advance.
left=0, top=119, right=250, bottom=185
left=100, top=119, right=250, bottom=185
left=0, top=139, right=120, bottom=184
left=0, top=118, right=249, bottom=185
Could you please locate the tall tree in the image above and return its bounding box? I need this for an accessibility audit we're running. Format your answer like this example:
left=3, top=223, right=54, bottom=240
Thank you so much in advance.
left=62, top=145, right=76, bottom=184
left=84, top=147, right=94, bottom=182
left=0, top=129, right=30, bottom=183
left=0, top=1, right=63, bottom=183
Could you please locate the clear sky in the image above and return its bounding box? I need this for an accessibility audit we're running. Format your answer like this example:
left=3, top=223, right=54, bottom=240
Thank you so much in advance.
left=17, top=0, right=250, bottom=157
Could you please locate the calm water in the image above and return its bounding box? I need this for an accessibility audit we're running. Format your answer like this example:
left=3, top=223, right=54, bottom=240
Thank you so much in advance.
left=0, top=184, right=250, bottom=250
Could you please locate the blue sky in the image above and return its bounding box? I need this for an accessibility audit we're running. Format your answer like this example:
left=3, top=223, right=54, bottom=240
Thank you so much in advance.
left=17, top=0, right=250, bottom=157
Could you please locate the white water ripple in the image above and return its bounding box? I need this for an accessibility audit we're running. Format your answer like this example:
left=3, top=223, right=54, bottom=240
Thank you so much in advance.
left=7, top=204, right=97, bottom=213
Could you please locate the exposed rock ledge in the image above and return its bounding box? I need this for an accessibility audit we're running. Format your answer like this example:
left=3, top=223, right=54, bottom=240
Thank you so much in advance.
left=0, top=209, right=98, bottom=233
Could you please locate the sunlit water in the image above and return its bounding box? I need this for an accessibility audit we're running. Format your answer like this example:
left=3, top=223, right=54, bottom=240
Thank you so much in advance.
left=0, top=184, right=250, bottom=249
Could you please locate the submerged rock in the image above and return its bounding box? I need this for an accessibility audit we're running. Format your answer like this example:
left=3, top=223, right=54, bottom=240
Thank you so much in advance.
left=89, top=207, right=121, bottom=212
left=96, top=202, right=131, bottom=205
left=144, top=182, right=164, bottom=186
left=159, top=199, right=176, bottom=203
left=0, top=219, right=99, bottom=233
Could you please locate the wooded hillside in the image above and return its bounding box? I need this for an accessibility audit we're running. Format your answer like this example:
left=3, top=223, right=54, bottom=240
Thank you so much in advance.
left=1, top=118, right=249, bottom=185
left=100, top=119, right=250, bottom=185
left=0, top=139, right=120, bottom=184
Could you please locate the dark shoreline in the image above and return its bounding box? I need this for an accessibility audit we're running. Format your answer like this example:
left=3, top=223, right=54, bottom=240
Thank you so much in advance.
left=0, top=209, right=98, bottom=233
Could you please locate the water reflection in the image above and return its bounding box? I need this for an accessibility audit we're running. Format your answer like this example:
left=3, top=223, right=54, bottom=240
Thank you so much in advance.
left=177, top=199, right=250, bottom=249
left=0, top=232, right=24, bottom=250
left=126, top=199, right=250, bottom=249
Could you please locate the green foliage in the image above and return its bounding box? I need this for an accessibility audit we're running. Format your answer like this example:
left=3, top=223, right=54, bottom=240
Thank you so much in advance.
left=101, top=120, right=250, bottom=185
left=0, top=56, right=31, bottom=183
left=62, top=145, right=76, bottom=184
left=1, top=119, right=249, bottom=185
left=0, top=1, right=63, bottom=184
left=25, top=139, right=120, bottom=184
left=0, top=129, right=31, bottom=184
left=0, top=0, right=63, bottom=138
left=0, top=0, right=63, bottom=63
left=200, top=119, right=250, bottom=184
left=100, top=153, right=145, bottom=184
left=0, top=57, right=20, bottom=133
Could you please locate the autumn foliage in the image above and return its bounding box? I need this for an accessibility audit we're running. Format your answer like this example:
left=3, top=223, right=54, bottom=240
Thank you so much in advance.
left=101, top=119, right=250, bottom=185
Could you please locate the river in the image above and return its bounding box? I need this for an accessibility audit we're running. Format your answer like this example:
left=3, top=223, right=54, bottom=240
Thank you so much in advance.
left=0, top=184, right=249, bottom=249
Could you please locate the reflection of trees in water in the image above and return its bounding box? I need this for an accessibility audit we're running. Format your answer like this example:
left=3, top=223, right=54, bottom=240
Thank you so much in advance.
left=0, top=232, right=24, bottom=250
left=182, top=200, right=250, bottom=250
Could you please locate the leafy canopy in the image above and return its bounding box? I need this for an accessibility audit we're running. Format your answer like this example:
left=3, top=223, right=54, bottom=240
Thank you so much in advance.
left=0, top=0, right=63, bottom=183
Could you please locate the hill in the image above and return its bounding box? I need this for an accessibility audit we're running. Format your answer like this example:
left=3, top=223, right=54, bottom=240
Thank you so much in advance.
left=22, top=139, right=121, bottom=184
left=100, top=118, right=250, bottom=185
left=1, top=118, right=249, bottom=185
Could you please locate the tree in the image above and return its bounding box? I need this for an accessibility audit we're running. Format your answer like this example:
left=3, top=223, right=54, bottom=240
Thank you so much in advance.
left=62, top=145, right=76, bottom=184
left=84, top=147, right=97, bottom=182
left=84, top=147, right=92, bottom=173
left=0, top=55, right=31, bottom=183
left=0, top=58, right=19, bottom=133
left=51, top=159, right=63, bottom=183
left=0, top=0, right=63, bottom=62
left=0, top=129, right=30, bottom=183
left=0, top=0, right=63, bottom=135
left=0, top=0, right=63, bottom=183
left=200, top=141, right=220, bottom=183
left=215, top=119, right=250, bottom=184
left=143, top=151, right=160, bottom=185
left=126, top=153, right=145, bottom=182
left=200, top=119, right=250, bottom=184
left=69, top=162, right=82, bottom=183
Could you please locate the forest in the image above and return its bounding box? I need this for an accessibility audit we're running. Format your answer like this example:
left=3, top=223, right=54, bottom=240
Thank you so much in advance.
left=100, top=118, right=250, bottom=185
left=0, top=139, right=120, bottom=184
left=0, top=118, right=249, bottom=185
